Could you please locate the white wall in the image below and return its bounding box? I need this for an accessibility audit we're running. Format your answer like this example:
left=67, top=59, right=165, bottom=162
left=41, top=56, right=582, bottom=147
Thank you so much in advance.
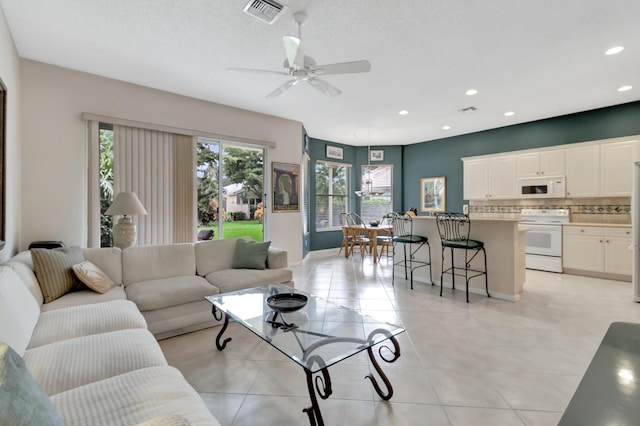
left=0, top=8, right=21, bottom=262
left=20, top=60, right=304, bottom=262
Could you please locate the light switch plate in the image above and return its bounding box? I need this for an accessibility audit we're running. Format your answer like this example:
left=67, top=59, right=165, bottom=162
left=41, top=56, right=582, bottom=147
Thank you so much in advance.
left=463, top=204, right=469, bottom=214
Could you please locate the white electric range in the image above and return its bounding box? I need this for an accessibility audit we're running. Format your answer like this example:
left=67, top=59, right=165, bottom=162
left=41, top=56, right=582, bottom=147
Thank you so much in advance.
left=518, top=208, right=570, bottom=273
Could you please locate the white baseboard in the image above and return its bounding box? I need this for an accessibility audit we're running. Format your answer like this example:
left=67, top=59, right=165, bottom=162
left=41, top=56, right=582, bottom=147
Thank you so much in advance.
left=410, top=276, right=520, bottom=302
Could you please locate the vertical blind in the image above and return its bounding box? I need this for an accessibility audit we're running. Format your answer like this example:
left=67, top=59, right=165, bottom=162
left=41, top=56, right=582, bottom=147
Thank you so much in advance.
left=113, top=125, right=195, bottom=245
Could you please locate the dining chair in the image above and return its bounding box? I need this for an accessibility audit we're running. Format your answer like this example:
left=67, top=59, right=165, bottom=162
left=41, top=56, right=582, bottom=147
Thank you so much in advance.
left=346, top=213, right=370, bottom=258
left=338, top=212, right=352, bottom=256
left=390, top=212, right=432, bottom=289
left=377, top=213, right=394, bottom=258
left=435, top=212, right=489, bottom=303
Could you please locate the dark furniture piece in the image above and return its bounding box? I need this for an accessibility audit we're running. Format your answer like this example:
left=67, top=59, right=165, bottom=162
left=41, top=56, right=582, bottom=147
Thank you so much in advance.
left=435, top=213, right=488, bottom=303
left=28, top=241, right=65, bottom=249
left=390, top=212, right=432, bottom=289
left=560, top=322, right=640, bottom=425
left=197, top=230, right=214, bottom=241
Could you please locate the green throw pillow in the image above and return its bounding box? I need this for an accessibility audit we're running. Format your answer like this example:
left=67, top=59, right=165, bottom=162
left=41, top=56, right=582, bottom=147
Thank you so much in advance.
left=0, top=342, right=64, bottom=425
left=31, top=247, right=85, bottom=303
left=232, top=239, right=271, bottom=270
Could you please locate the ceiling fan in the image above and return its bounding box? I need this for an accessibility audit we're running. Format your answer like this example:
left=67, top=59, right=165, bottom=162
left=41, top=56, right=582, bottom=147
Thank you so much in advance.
left=228, top=11, right=371, bottom=98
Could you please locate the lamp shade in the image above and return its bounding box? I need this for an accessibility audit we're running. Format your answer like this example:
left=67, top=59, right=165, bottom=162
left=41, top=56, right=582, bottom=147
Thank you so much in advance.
left=105, top=192, right=148, bottom=216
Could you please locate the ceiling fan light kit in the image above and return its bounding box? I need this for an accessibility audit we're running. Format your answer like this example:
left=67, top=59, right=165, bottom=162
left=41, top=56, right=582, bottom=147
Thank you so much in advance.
left=229, top=10, right=371, bottom=98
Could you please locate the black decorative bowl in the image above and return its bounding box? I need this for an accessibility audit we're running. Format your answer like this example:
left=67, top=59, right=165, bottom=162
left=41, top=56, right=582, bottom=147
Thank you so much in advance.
left=266, top=293, right=308, bottom=312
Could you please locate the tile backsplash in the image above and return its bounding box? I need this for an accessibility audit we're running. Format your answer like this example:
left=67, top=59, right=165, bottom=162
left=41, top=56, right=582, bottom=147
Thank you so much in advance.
left=468, top=197, right=631, bottom=224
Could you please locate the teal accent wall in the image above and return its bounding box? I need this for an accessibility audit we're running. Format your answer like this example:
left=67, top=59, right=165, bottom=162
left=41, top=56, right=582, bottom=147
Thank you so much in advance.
left=308, top=140, right=404, bottom=251
left=403, top=101, right=640, bottom=213
left=307, top=100, right=640, bottom=252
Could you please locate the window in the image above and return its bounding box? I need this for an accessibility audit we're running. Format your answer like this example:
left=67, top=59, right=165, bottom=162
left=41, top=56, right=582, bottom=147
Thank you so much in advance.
left=315, top=161, right=350, bottom=230
left=359, top=165, right=393, bottom=223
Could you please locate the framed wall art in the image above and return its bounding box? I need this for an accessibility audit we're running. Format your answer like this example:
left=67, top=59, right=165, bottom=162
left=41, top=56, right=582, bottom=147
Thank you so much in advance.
left=420, top=176, right=446, bottom=213
left=325, top=145, right=343, bottom=160
left=370, top=150, right=384, bottom=161
left=272, top=162, right=300, bottom=212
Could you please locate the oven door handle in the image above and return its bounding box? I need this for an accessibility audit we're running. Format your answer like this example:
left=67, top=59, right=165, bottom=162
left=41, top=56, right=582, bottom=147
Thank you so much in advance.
left=521, top=224, right=562, bottom=232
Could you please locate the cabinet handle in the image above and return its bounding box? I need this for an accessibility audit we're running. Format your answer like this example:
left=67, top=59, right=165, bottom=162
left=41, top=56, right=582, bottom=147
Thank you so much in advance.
left=600, top=240, right=603, bottom=243
left=580, top=229, right=584, bottom=232
left=541, top=171, right=544, bottom=175
left=606, top=240, right=610, bottom=243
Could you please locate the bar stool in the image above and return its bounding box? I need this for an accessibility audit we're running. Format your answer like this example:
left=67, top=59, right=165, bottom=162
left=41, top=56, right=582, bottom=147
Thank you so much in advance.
left=435, top=212, right=489, bottom=303
left=390, top=212, right=432, bottom=289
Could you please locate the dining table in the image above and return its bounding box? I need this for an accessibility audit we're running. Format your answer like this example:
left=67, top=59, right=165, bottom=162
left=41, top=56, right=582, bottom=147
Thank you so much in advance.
left=342, top=224, right=393, bottom=263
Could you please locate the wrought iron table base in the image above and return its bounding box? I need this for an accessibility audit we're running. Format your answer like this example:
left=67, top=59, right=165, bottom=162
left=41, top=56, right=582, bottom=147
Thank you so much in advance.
left=212, top=306, right=402, bottom=426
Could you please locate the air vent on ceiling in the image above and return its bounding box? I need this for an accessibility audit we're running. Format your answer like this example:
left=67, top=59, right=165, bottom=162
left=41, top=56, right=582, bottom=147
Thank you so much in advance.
left=458, top=106, right=477, bottom=114
left=243, top=0, right=285, bottom=24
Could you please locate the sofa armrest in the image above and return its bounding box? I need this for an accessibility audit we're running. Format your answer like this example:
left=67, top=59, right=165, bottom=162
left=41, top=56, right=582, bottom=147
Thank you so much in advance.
left=267, top=247, right=288, bottom=269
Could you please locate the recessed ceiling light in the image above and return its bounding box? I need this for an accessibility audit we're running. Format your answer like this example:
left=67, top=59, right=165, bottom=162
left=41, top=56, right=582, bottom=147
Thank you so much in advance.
left=618, top=85, right=633, bottom=92
left=605, top=46, right=624, bottom=55
left=442, top=125, right=451, bottom=130
left=465, top=89, right=478, bottom=96
left=504, top=111, right=515, bottom=117
left=398, top=110, right=409, bottom=115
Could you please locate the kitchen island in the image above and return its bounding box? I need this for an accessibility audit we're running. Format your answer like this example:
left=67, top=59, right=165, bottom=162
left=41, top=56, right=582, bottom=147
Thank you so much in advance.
left=403, top=216, right=527, bottom=302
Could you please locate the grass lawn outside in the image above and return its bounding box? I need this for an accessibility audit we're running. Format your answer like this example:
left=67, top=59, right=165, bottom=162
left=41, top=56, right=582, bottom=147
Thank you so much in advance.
left=198, top=220, right=263, bottom=241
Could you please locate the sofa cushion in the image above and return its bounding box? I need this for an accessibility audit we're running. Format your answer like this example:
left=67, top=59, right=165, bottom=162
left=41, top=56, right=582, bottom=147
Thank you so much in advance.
left=205, top=268, right=293, bottom=293
left=28, top=300, right=147, bottom=349
left=83, top=247, right=123, bottom=286
left=72, top=260, right=114, bottom=294
left=194, top=238, right=239, bottom=276
left=31, top=247, right=85, bottom=303
left=0, top=266, right=41, bottom=356
left=232, top=239, right=271, bottom=270
left=123, top=244, right=196, bottom=286
left=24, top=329, right=167, bottom=395
left=40, top=285, right=127, bottom=312
left=126, top=275, right=219, bottom=312
left=0, top=342, right=64, bottom=426
left=51, top=366, right=220, bottom=426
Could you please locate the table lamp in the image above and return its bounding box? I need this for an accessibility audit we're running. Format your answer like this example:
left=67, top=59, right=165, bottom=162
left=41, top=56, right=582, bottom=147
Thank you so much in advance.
left=105, top=192, right=148, bottom=249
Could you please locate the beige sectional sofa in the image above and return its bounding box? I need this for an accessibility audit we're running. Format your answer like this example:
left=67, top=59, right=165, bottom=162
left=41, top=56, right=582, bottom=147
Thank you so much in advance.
left=0, top=238, right=293, bottom=425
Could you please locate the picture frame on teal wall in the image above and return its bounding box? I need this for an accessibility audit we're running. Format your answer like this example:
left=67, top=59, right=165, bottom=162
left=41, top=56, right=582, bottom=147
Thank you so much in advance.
left=370, top=150, right=384, bottom=161
left=326, top=145, right=343, bottom=160
left=420, top=176, right=446, bottom=213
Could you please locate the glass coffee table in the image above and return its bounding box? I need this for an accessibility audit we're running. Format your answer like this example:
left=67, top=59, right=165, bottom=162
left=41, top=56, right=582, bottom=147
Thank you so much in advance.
left=205, top=284, right=405, bottom=426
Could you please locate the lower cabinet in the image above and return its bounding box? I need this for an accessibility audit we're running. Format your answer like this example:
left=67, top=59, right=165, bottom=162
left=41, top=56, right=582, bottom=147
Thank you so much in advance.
left=563, top=226, right=632, bottom=276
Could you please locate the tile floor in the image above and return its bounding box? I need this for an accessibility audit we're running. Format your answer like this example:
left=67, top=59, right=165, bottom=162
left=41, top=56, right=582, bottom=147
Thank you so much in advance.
left=159, top=250, right=640, bottom=426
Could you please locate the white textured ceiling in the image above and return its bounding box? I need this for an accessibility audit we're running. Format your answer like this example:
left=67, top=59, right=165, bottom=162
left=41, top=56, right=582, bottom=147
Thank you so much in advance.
left=1, top=0, right=639, bottom=146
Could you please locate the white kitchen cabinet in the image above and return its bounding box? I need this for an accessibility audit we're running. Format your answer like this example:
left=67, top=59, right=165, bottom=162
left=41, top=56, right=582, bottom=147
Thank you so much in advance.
left=565, top=145, right=600, bottom=197
left=463, top=155, right=516, bottom=200
left=600, top=140, right=639, bottom=196
left=563, top=226, right=632, bottom=276
left=517, top=150, right=565, bottom=178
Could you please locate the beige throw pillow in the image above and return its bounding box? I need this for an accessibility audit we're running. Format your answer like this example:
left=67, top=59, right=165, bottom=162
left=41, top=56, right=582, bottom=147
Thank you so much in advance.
left=31, top=247, right=85, bottom=303
left=72, top=261, right=114, bottom=294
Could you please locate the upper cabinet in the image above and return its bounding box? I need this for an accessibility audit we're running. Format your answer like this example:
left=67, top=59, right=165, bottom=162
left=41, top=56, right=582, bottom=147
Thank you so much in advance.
left=516, top=150, right=565, bottom=178
left=600, top=140, right=639, bottom=196
left=463, top=137, right=640, bottom=200
left=463, top=155, right=516, bottom=200
left=565, top=145, right=600, bottom=197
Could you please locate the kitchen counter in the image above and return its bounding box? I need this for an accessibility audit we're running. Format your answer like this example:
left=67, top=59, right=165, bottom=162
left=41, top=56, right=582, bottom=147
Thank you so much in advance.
left=407, top=216, right=526, bottom=302
left=564, top=222, right=631, bottom=228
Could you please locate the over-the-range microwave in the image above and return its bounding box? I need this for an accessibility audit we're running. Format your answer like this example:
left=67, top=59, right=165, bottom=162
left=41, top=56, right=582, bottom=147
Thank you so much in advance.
left=517, top=176, right=566, bottom=198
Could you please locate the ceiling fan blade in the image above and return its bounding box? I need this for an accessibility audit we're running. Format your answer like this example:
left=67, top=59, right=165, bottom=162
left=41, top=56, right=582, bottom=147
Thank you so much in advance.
left=266, top=79, right=300, bottom=98
left=310, top=60, right=371, bottom=75
left=307, top=77, right=342, bottom=98
left=283, top=35, right=304, bottom=69
left=227, top=67, right=288, bottom=76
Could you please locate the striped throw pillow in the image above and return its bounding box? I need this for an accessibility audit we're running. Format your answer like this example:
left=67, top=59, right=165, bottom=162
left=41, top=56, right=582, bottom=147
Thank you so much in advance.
left=31, top=248, right=85, bottom=303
